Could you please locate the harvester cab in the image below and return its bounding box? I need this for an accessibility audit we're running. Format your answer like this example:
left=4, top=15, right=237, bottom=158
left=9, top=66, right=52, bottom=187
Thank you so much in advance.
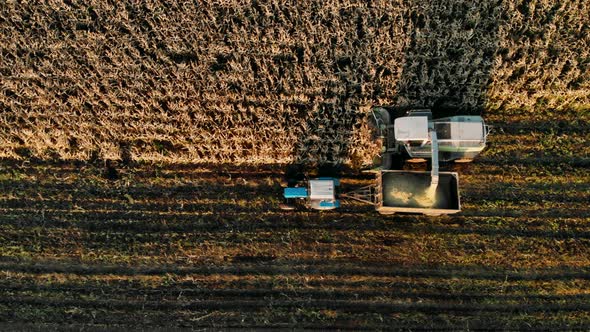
left=281, top=177, right=341, bottom=211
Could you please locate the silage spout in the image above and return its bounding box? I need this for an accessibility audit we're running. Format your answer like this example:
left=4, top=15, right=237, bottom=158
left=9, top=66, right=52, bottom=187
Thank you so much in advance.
left=430, top=128, right=439, bottom=187
left=410, top=128, right=440, bottom=208
left=416, top=128, right=439, bottom=207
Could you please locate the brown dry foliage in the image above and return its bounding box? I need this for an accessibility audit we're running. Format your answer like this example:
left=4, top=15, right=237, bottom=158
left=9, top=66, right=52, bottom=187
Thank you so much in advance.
left=0, top=0, right=588, bottom=164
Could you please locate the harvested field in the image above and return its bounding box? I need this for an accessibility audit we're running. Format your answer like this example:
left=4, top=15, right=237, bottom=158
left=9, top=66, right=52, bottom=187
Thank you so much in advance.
left=0, top=0, right=589, bottom=330
left=0, top=131, right=589, bottom=329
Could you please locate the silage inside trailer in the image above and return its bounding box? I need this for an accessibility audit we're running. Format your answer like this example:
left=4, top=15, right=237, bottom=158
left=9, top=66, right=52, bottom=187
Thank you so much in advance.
left=382, top=172, right=459, bottom=210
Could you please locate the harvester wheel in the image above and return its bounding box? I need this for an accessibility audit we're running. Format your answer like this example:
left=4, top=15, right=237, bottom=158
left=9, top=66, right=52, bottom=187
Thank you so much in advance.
left=454, top=158, right=473, bottom=163
left=279, top=203, right=296, bottom=211
left=407, top=158, right=427, bottom=163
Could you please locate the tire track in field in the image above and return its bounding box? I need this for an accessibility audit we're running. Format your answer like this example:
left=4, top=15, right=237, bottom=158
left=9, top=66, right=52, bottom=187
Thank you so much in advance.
left=2, top=261, right=589, bottom=281
left=3, top=295, right=590, bottom=314
left=2, top=211, right=590, bottom=240
left=3, top=284, right=590, bottom=304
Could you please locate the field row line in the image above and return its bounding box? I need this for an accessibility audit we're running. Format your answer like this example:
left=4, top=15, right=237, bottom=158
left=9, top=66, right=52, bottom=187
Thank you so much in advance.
left=3, top=295, right=590, bottom=314
left=3, top=284, right=590, bottom=303
left=2, top=261, right=589, bottom=281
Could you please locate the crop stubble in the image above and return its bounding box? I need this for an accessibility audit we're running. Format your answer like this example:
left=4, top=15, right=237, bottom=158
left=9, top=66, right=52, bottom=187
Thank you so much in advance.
left=0, top=144, right=589, bottom=328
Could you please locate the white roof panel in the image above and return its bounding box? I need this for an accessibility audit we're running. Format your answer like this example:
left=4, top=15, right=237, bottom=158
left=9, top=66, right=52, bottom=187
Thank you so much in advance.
left=309, top=180, right=335, bottom=200
left=394, top=116, right=429, bottom=141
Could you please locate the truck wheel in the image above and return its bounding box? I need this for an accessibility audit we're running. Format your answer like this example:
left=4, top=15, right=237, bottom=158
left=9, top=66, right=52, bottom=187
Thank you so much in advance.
left=279, top=203, right=296, bottom=211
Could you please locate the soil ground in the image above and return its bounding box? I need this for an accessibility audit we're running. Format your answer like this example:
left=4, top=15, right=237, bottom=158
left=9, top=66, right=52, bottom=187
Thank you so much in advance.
left=0, top=124, right=588, bottom=329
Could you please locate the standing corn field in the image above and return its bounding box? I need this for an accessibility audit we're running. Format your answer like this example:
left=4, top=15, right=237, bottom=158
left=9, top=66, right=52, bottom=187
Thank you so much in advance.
left=0, top=0, right=587, bottom=166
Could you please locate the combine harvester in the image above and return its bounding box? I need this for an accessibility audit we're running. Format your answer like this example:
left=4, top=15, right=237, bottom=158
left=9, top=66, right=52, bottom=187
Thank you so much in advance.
left=281, top=108, right=489, bottom=216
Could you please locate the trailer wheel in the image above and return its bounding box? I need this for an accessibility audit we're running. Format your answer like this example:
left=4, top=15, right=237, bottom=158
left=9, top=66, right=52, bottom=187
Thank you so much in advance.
left=454, top=158, right=473, bottom=163
left=279, top=203, right=296, bottom=211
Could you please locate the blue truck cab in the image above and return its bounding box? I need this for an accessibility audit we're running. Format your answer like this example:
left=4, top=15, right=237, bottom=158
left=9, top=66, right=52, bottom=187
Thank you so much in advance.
left=282, top=177, right=340, bottom=211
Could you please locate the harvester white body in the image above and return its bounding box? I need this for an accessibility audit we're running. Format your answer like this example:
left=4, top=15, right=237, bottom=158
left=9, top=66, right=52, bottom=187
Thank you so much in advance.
left=374, top=108, right=490, bottom=164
